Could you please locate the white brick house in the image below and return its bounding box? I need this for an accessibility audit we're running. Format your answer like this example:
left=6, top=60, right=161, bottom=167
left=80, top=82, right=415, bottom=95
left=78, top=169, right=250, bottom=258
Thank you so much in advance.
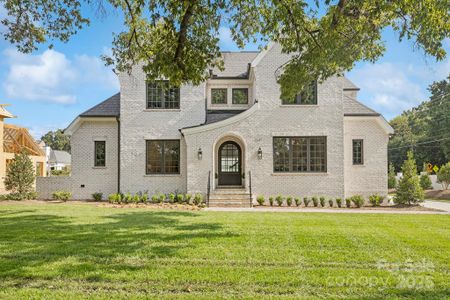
left=37, top=43, right=393, bottom=204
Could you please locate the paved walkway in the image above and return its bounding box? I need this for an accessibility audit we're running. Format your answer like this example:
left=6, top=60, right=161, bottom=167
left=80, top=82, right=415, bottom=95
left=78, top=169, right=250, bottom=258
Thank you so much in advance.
left=205, top=206, right=449, bottom=214
left=422, top=200, right=450, bottom=212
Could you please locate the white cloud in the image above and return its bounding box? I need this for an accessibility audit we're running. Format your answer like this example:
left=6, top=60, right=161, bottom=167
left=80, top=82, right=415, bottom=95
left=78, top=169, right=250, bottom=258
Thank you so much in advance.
left=219, top=27, right=237, bottom=50
left=2, top=48, right=119, bottom=104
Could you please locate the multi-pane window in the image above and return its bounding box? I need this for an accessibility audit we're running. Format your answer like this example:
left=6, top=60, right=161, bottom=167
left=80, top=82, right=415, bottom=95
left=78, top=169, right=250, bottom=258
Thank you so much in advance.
left=211, top=88, right=227, bottom=104
left=232, top=88, right=248, bottom=104
left=281, top=81, right=317, bottom=105
left=147, top=80, right=180, bottom=109
left=146, top=140, right=180, bottom=174
left=352, top=139, right=364, bottom=165
left=273, top=136, right=326, bottom=172
left=220, top=143, right=240, bottom=172
left=94, top=141, right=106, bottom=167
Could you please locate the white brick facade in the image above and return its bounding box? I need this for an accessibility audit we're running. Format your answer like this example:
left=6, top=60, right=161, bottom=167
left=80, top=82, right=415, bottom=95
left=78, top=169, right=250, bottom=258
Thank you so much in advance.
left=38, top=43, right=392, bottom=200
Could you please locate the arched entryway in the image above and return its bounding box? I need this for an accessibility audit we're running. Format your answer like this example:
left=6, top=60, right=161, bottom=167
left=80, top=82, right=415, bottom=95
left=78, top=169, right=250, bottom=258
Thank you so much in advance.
left=218, top=141, right=242, bottom=186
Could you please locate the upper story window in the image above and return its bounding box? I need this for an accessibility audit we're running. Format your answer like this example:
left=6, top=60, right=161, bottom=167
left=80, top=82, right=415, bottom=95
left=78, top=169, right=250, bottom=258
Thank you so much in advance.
left=273, top=136, right=326, bottom=173
left=281, top=81, right=317, bottom=105
left=211, top=88, right=227, bottom=104
left=352, top=139, right=364, bottom=165
left=147, top=80, right=180, bottom=109
left=94, top=141, right=106, bottom=167
left=232, top=88, right=248, bottom=104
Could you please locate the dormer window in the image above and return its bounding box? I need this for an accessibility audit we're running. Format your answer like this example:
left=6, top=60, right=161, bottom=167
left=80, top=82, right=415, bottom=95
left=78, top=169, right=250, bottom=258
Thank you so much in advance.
left=282, top=81, right=317, bottom=105
left=211, top=88, right=227, bottom=104
left=232, top=88, right=248, bottom=104
left=147, top=80, right=180, bottom=109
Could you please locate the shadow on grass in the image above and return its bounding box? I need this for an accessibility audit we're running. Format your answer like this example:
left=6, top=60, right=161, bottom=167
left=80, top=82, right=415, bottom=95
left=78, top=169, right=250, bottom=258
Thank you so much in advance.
left=0, top=209, right=230, bottom=281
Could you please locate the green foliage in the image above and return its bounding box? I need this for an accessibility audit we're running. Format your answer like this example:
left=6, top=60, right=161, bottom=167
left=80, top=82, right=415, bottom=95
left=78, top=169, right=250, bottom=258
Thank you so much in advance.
left=159, top=193, right=166, bottom=203
left=286, top=196, right=293, bottom=207
left=52, top=191, right=72, bottom=201
left=3, top=1, right=449, bottom=101
left=269, top=196, right=274, bottom=207
left=437, top=162, right=450, bottom=190
left=275, top=195, right=283, bottom=207
left=41, top=129, right=71, bottom=152
left=141, top=193, right=148, bottom=203
left=368, top=194, right=384, bottom=207
left=123, top=193, right=132, bottom=204
left=420, top=174, right=433, bottom=190
left=132, top=194, right=140, bottom=204
left=168, top=193, right=175, bottom=203
left=312, top=197, right=319, bottom=207
left=193, top=194, right=203, bottom=206
left=388, top=163, right=397, bottom=189
left=336, top=198, right=342, bottom=208
left=350, top=195, right=365, bottom=208
left=303, top=197, right=311, bottom=207
left=92, top=192, right=103, bottom=201
left=185, top=194, right=192, bottom=204
left=51, top=168, right=71, bottom=176
left=151, top=194, right=159, bottom=203
left=295, top=197, right=301, bottom=207
left=256, top=195, right=265, bottom=206
left=345, top=198, right=352, bottom=208
left=328, top=199, right=333, bottom=207
left=395, top=151, right=425, bottom=205
left=176, top=194, right=184, bottom=203
left=4, top=150, right=36, bottom=199
left=319, top=196, right=326, bottom=207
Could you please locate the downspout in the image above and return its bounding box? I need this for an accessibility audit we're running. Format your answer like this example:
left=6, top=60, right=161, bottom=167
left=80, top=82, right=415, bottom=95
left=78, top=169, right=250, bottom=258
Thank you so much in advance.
left=116, top=116, right=120, bottom=194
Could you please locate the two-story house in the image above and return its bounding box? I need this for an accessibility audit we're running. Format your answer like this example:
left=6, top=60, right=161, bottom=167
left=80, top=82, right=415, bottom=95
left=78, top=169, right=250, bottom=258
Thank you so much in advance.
left=37, top=43, right=393, bottom=205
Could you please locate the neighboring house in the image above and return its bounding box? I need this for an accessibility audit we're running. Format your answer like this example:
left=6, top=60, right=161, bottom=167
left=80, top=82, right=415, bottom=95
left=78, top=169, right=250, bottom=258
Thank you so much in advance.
left=0, top=105, right=46, bottom=194
left=47, top=149, right=71, bottom=173
left=37, top=43, right=393, bottom=204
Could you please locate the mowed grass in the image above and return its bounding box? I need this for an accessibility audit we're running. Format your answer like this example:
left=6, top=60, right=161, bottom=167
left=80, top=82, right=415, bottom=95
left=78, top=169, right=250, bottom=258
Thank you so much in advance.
left=0, top=203, right=449, bottom=299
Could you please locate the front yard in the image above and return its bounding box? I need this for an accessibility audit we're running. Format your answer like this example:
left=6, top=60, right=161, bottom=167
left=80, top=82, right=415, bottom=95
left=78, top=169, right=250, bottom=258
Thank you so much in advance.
left=0, top=202, right=449, bottom=299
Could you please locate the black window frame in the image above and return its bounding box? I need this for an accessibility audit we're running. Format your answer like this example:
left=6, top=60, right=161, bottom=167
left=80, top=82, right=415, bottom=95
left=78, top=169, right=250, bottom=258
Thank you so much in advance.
left=211, top=88, right=228, bottom=104
left=281, top=81, right=318, bottom=105
left=352, top=139, right=364, bottom=165
left=273, top=136, right=327, bottom=173
left=94, top=141, right=106, bottom=167
left=146, top=80, right=180, bottom=109
left=145, top=139, right=180, bottom=175
left=232, top=88, right=249, bottom=104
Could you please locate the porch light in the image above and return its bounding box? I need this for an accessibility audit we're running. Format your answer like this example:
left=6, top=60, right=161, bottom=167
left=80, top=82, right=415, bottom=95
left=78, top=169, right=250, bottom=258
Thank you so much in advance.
left=197, top=147, right=203, bottom=160
left=257, top=147, right=263, bottom=159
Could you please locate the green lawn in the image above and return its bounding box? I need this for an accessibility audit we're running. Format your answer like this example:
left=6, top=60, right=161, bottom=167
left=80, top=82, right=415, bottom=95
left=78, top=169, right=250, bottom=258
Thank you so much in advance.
left=0, top=203, right=449, bottom=299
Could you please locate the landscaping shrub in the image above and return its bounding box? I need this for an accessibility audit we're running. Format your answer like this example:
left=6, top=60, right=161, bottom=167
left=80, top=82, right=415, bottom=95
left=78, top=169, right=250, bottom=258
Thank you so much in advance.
left=123, top=193, right=132, bottom=204
left=92, top=192, right=103, bottom=201
left=132, top=193, right=140, bottom=203
left=141, top=193, right=148, bottom=203
left=395, top=151, right=424, bottom=205
left=151, top=194, right=159, bottom=203
left=193, top=193, right=203, bottom=205
left=295, top=197, right=301, bottom=207
left=256, top=195, right=265, bottom=206
left=159, top=193, right=166, bottom=203
left=176, top=194, right=184, bottom=203
left=52, top=191, right=72, bottom=201
left=388, top=163, right=397, bottom=189
left=368, top=194, right=384, bottom=207
left=312, top=197, right=319, bottom=207
left=350, top=195, right=365, bottom=208
left=437, top=162, right=450, bottom=190
left=345, top=198, right=352, bottom=208
left=319, top=196, right=326, bottom=207
left=420, top=174, right=433, bottom=190
left=185, top=194, right=192, bottom=204
left=168, top=193, right=176, bottom=203
left=108, top=194, right=116, bottom=203
left=275, top=195, right=283, bottom=206
left=303, top=197, right=311, bottom=207
left=286, top=196, right=293, bottom=207
left=336, top=198, right=342, bottom=208
left=328, top=199, right=333, bottom=207
left=269, top=196, right=274, bottom=206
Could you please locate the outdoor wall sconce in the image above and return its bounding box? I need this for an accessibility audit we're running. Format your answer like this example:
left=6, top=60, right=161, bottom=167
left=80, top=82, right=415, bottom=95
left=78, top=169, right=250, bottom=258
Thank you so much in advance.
left=257, top=147, right=263, bottom=159
left=197, top=147, right=203, bottom=160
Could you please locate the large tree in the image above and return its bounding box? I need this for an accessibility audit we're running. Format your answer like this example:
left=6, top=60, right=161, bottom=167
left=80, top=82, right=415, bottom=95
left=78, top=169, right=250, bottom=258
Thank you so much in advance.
left=41, top=129, right=71, bottom=152
left=1, top=0, right=449, bottom=98
left=4, top=150, right=36, bottom=199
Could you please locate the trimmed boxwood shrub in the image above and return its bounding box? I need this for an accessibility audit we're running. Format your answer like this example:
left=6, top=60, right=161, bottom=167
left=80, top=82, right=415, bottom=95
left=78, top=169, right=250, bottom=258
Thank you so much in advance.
left=256, top=195, right=265, bottom=206
left=286, top=196, right=293, bottom=207
left=312, top=197, right=319, bottom=207
left=345, top=198, right=352, bottom=208
left=336, top=198, right=342, bottom=208
left=92, top=192, right=103, bottom=201
left=328, top=199, right=334, bottom=207
left=295, top=197, right=301, bottom=207
left=303, top=197, right=311, bottom=207
left=351, top=195, right=365, bottom=208
left=368, top=194, right=384, bottom=207
left=52, top=191, right=72, bottom=201
left=275, top=195, right=284, bottom=206
left=269, top=196, right=274, bottom=206
left=320, top=196, right=326, bottom=207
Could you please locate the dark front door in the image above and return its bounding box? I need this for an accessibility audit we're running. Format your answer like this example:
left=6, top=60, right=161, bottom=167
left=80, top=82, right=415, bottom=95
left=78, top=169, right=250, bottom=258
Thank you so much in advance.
left=218, top=141, right=242, bottom=186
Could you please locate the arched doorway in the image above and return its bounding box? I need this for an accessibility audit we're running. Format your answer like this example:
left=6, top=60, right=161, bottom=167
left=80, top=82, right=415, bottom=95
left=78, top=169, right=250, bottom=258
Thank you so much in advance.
left=218, top=141, right=242, bottom=186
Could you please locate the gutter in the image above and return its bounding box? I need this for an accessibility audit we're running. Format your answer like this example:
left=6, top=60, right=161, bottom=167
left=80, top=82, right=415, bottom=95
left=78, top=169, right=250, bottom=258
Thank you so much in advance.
left=116, top=116, right=121, bottom=194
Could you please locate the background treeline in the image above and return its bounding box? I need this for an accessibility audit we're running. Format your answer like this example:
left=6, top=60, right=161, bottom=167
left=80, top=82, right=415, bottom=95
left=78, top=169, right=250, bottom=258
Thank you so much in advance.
left=389, top=75, right=450, bottom=171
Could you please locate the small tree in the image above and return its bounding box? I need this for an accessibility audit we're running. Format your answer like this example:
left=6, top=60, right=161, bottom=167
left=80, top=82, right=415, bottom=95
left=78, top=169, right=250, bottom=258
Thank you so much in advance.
left=437, top=162, right=450, bottom=190
left=419, top=174, right=433, bottom=190
left=394, top=151, right=424, bottom=205
left=388, top=163, right=397, bottom=189
left=4, top=150, right=36, bottom=199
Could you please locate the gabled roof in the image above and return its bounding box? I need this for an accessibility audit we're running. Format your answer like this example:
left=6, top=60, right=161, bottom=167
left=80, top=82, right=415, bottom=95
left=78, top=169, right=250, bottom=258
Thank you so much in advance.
left=205, top=110, right=247, bottom=124
left=342, top=77, right=360, bottom=90
left=211, top=51, right=259, bottom=78
left=343, top=96, right=380, bottom=116
left=80, top=93, right=120, bottom=117
left=49, top=150, right=71, bottom=164
left=3, top=124, right=45, bottom=156
left=0, top=105, right=15, bottom=119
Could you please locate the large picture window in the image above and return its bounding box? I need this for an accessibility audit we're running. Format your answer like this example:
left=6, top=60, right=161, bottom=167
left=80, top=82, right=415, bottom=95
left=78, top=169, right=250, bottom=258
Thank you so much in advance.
left=211, top=88, right=227, bottom=104
left=147, top=80, right=180, bottom=109
left=94, top=141, right=106, bottom=167
left=273, top=136, right=326, bottom=172
left=146, top=140, right=180, bottom=174
left=281, top=81, right=317, bottom=105
left=232, top=88, right=248, bottom=104
left=352, top=139, right=364, bottom=165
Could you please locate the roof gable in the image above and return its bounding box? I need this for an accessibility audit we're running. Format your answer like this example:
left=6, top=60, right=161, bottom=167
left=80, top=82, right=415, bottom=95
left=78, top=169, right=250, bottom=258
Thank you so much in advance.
left=80, top=93, right=120, bottom=117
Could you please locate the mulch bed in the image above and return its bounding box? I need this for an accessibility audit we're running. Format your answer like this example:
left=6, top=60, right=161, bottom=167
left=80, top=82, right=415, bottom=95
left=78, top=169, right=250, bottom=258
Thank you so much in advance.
left=425, top=189, right=450, bottom=200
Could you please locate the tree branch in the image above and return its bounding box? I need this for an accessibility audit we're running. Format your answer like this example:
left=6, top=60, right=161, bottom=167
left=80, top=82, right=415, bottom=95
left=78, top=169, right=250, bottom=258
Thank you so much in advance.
left=174, top=1, right=197, bottom=71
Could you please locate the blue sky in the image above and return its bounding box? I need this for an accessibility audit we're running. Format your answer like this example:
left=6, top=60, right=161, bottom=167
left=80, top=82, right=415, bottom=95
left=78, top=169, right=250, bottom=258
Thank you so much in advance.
left=0, top=4, right=449, bottom=138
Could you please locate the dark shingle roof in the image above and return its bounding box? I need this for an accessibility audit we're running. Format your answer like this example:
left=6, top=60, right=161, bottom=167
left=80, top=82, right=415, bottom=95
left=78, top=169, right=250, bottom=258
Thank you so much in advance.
left=80, top=93, right=120, bottom=117
left=211, top=52, right=259, bottom=78
left=205, top=110, right=246, bottom=124
left=343, top=97, right=380, bottom=116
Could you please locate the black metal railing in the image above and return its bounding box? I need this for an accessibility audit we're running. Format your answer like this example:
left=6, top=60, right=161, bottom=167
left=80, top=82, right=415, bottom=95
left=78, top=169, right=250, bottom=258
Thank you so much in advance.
left=248, top=171, right=253, bottom=207
left=206, top=171, right=211, bottom=207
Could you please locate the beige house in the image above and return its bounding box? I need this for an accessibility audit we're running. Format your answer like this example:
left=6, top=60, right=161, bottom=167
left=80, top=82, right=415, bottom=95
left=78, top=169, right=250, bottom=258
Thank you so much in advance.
left=37, top=43, right=393, bottom=205
left=0, top=105, right=46, bottom=194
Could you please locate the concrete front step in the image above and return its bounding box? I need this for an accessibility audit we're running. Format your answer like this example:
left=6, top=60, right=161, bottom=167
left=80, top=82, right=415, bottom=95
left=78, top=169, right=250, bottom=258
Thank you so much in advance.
left=208, top=188, right=251, bottom=207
